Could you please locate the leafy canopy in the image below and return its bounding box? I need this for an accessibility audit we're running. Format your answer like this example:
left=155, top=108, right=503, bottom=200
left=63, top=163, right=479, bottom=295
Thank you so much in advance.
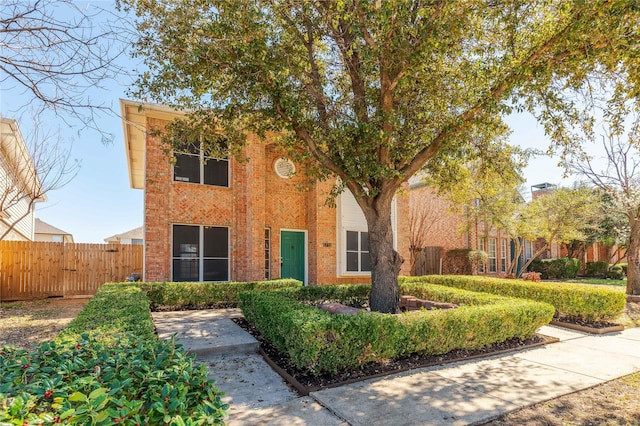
left=121, top=0, right=640, bottom=205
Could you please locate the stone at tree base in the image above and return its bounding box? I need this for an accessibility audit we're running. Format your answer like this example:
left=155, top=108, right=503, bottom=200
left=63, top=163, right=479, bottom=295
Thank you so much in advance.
left=400, top=296, right=458, bottom=311
left=318, top=303, right=363, bottom=315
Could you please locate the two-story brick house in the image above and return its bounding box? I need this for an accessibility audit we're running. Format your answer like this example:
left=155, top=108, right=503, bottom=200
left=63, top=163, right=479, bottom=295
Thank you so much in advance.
left=121, top=100, right=410, bottom=284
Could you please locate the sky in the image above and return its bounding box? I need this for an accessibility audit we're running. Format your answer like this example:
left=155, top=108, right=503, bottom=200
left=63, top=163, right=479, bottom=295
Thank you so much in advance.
left=0, top=2, right=592, bottom=243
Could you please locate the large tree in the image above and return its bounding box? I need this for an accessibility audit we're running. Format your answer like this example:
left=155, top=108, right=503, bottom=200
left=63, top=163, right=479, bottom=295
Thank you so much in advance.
left=123, top=0, right=639, bottom=313
left=567, top=117, right=640, bottom=295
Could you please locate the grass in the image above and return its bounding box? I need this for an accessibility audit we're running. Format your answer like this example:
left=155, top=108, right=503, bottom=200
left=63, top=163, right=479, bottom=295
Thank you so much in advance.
left=565, top=278, right=627, bottom=286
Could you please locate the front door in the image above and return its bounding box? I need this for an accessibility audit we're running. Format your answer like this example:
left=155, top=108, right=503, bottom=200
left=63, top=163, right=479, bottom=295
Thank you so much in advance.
left=280, top=230, right=305, bottom=283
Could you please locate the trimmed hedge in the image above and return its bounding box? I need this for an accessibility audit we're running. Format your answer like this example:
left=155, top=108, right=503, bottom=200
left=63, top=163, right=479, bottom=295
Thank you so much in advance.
left=139, top=279, right=302, bottom=310
left=239, top=283, right=554, bottom=375
left=529, top=257, right=581, bottom=279
left=585, top=261, right=609, bottom=278
left=1, top=283, right=228, bottom=425
left=403, top=275, right=626, bottom=321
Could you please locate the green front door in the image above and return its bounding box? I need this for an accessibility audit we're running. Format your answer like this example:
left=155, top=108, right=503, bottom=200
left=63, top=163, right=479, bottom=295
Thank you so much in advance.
left=281, top=230, right=305, bottom=283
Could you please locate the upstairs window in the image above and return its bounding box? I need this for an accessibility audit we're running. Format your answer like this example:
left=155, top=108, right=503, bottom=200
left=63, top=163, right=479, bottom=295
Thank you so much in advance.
left=174, top=141, right=229, bottom=187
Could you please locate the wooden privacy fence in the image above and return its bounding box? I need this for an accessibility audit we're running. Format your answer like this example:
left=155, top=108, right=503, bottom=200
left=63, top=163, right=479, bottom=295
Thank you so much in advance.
left=413, top=246, right=443, bottom=276
left=0, top=241, right=143, bottom=301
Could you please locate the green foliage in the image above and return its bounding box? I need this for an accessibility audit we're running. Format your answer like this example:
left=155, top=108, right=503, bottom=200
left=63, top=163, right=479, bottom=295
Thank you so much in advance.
left=59, top=283, right=156, bottom=345
left=0, top=337, right=227, bottom=425
left=607, top=264, right=625, bottom=280
left=239, top=284, right=553, bottom=375
left=122, top=0, right=640, bottom=310
left=1, top=283, right=228, bottom=424
left=404, top=275, right=626, bottom=322
left=585, top=261, right=609, bottom=278
left=139, top=279, right=302, bottom=310
left=529, top=257, right=581, bottom=279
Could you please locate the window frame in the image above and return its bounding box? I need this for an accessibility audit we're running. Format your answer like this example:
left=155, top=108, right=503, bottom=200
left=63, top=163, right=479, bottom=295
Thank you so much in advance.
left=173, top=142, right=230, bottom=187
left=488, top=237, right=497, bottom=273
left=478, top=237, right=486, bottom=273
left=345, top=230, right=371, bottom=274
left=500, top=238, right=508, bottom=273
left=171, top=224, right=230, bottom=282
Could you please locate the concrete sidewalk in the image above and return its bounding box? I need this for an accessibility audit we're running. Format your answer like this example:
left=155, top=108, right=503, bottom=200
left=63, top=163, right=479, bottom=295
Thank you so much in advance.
left=152, top=310, right=640, bottom=425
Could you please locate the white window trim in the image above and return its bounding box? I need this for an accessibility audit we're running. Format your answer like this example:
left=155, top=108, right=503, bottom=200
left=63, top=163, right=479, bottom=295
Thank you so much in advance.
left=171, top=224, right=230, bottom=282
left=336, top=190, right=397, bottom=277
left=488, top=237, right=497, bottom=273
left=500, top=238, right=508, bottom=273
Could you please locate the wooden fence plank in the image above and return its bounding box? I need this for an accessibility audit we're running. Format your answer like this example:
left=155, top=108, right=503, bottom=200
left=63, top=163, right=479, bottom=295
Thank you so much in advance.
left=0, top=241, right=143, bottom=301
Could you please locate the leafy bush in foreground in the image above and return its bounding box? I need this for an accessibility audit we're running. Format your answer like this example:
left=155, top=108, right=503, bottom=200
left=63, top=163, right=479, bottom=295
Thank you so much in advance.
left=404, top=275, right=626, bottom=321
left=239, top=284, right=553, bottom=375
left=1, top=283, right=228, bottom=425
left=0, top=336, right=226, bottom=425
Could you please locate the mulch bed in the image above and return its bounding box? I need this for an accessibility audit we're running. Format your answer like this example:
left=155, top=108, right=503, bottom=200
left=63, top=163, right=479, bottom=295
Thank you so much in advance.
left=231, top=317, right=556, bottom=394
left=550, top=314, right=624, bottom=334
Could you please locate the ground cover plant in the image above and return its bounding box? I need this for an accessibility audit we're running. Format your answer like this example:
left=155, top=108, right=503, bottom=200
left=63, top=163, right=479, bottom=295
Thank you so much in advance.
left=0, top=283, right=228, bottom=425
left=239, top=283, right=554, bottom=376
left=405, top=275, right=627, bottom=322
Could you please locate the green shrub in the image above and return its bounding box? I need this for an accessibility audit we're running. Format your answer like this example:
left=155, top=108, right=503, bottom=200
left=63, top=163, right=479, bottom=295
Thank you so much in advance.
left=607, top=264, right=625, bottom=280
left=139, top=279, right=302, bottom=310
left=60, top=283, right=155, bottom=344
left=585, top=261, right=609, bottom=278
left=0, top=336, right=226, bottom=425
left=529, top=257, right=581, bottom=279
left=239, top=284, right=554, bottom=375
left=1, top=283, right=229, bottom=424
left=403, top=275, right=626, bottom=321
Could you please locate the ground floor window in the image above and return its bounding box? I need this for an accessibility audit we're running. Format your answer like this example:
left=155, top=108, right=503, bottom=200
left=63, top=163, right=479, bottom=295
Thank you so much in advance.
left=478, top=237, right=486, bottom=273
left=172, top=224, right=229, bottom=281
left=488, top=237, right=497, bottom=273
left=500, top=238, right=507, bottom=272
left=346, top=230, right=371, bottom=272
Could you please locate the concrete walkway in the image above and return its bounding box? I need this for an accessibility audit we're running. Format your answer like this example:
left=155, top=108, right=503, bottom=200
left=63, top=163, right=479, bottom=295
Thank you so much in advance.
left=152, top=310, right=640, bottom=425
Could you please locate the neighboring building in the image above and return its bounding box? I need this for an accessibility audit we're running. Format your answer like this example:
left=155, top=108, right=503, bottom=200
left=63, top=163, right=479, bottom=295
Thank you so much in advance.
left=34, top=218, right=74, bottom=243
left=0, top=117, right=45, bottom=241
left=120, top=100, right=410, bottom=284
left=104, top=226, right=144, bottom=245
left=408, top=181, right=534, bottom=276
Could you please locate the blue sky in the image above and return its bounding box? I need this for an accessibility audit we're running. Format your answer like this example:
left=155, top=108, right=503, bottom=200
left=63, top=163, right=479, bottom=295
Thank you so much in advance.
left=1, top=2, right=578, bottom=243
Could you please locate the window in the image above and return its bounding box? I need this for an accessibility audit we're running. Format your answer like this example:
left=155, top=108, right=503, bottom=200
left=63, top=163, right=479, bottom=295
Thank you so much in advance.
left=51, top=235, right=63, bottom=242
left=172, top=225, right=229, bottom=281
left=500, top=239, right=507, bottom=273
left=264, top=228, right=271, bottom=280
left=488, top=238, right=497, bottom=273
left=346, top=230, right=371, bottom=272
left=173, top=142, right=229, bottom=187
left=524, top=240, right=533, bottom=261
left=478, top=237, right=486, bottom=273
left=132, top=239, right=143, bottom=245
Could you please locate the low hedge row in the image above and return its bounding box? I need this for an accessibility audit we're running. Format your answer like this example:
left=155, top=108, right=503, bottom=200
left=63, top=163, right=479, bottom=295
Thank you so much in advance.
left=403, top=275, right=626, bottom=321
left=239, top=283, right=554, bottom=376
left=139, top=279, right=302, bottom=310
left=1, top=283, right=228, bottom=425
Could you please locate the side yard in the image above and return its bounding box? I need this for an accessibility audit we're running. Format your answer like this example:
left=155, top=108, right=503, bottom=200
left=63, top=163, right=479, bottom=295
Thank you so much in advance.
left=0, top=298, right=88, bottom=350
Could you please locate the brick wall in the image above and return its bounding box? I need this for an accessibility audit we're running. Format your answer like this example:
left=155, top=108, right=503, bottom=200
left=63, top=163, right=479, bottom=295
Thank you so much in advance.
left=141, top=114, right=411, bottom=285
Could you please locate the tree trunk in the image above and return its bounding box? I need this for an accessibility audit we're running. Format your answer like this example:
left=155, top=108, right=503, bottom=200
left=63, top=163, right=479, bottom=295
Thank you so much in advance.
left=365, top=199, right=403, bottom=314
left=626, top=218, right=640, bottom=295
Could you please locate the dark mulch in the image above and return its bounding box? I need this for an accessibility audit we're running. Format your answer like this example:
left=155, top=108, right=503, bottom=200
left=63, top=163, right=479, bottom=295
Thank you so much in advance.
left=553, top=314, right=621, bottom=329
left=231, top=317, right=552, bottom=391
